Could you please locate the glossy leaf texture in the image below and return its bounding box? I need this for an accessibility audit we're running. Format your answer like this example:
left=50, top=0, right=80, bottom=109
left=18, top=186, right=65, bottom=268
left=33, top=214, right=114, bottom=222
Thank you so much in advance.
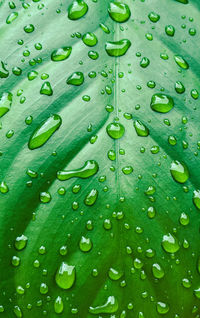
left=0, top=0, right=200, bottom=317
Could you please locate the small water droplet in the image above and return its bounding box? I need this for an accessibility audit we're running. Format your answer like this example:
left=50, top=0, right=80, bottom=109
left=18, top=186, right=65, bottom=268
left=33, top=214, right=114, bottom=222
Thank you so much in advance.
left=54, top=296, right=64, bottom=314
left=84, top=189, right=98, bottom=206
left=174, top=55, right=189, bottom=69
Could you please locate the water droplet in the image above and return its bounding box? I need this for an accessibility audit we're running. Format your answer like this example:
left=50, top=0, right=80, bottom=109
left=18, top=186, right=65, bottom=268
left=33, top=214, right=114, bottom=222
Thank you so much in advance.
left=24, top=24, right=35, bottom=33
left=55, top=262, right=76, bottom=289
left=28, top=114, right=62, bottom=150
left=40, top=283, right=48, bottom=294
left=67, top=71, right=84, bottom=86
left=40, top=81, right=53, bottom=96
left=106, top=122, right=125, bottom=139
left=140, top=57, right=150, bottom=68
left=13, top=306, right=22, bottom=318
left=148, top=11, right=160, bottom=23
left=108, top=268, right=123, bottom=281
left=156, top=302, right=169, bottom=315
left=174, top=55, right=189, bottom=69
left=134, top=120, right=149, bottom=137
left=165, top=25, right=175, bottom=36
left=175, top=81, right=185, bottom=94
left=0, top=61, right=9, bottom=78
left=79, top=236, right=92, bottom=252
left=82, top=32, right=98, bottom=46
left=150, top=93, right=174, bottom=113
left=122, top=166, right=133, bottom=175
left=28, top=70, right=38, bottom=81
left=193, top=190, right=200, bottom=210
left=89, top=296, right=118, bottom=314
left=108, top=2, right=131, bottom=23
left=0, top=92, right=12, bottom=118
left=179, top=212, right=189, bottom=226
left=152, top=263, right=164, bottom=279
left=40, top=191, right=51, bottom=203
left=84, top=189, right=98, bottom=206
left=57, top=160, right=98, bottom=181
left=88, top=50, right=99, bottom=60
left=6, top=12, right=18, bottom=24
left=162, top=233, right=180, bottom=253
left=170, top=160, right=189, bottom=183
left=51, top=47, right=72, bottom=62
left=147, top=206, right=156, bottom=219
left=105, top=39, right=131, bottom=57
left=15, top=234, right=28, bottom=251
left=68, top=0, right=88, bottom=20
left=54, top=296, right=64, bottom=314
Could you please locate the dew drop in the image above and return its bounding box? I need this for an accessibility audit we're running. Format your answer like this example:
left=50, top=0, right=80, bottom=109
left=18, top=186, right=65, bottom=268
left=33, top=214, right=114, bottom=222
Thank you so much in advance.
left=156, top=302, right=169, bottom=315
left=84, top=189, right=98, bottom=206
left=40, top=191, right=51, bottom=203
left=150, top=93, right=174, bottom=113
left=68, top=0, right=88, bottom=20
left=51, top=47, right=72, bottom=61
left=193, top=190, right=200, bottom=210
left=55, top=262, right=76, bottom=289
left=108, top=2, right=131, bottom=23
left=40, top=81, right=53, bottom=96
left=152, top=263, right=165, bottom=279
left=105, top=39, right=131, bottom=57
left=15, top=234, right=28, bottom=251
left=148, top=11, right=160, bottom=23
left=28, top=114, right=62, bottom=150
left=170, top=160, right=189, bottom=183
left=89, top=296, right=118, bottom=314
left=57, top=160, right=98, bottom=181
left=134, top=120, right=149, bottom=137
left=174, top=55, right=189, bottom=69
left=162, top=233, right=180, bottom=253
left=54, top=296, right=64, bottom=314
left=108, top=268, right=123, bottom=281
left=6, top=12, right=18, bottom=24
left=106, top=122, right=125, bottom=139
left=82, top=32, right=98, bottom=46
left=79, top=236, right=92, bottom=252
left=67, top=71, right=84, bottom=86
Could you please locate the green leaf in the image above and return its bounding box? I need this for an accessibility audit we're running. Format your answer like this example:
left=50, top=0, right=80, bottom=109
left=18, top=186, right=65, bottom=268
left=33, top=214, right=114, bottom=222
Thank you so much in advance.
left=0, top=0, right=200, bottom=317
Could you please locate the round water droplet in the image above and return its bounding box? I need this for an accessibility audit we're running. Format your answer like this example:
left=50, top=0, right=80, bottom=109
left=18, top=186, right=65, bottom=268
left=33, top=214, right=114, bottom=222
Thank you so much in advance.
left=108, top=2, right=131, bottom=23
left=170, top=160, right=189, bottom=183
left=82, top=32, right=98, bottom=46
left=162, top=233, right=180, bottom=253
left=105, top=39, right=131, bottom=57
left=106, top=122, right=125, bottom=139
left=157, top=302, right=169, bottom=315
left=28, top=114, right=62, bottom=150
left=40, top=191, right=51, bottom=203
left=68, top=0, right=88, bottom=20
left=51, top=47, right=72, bottom=62
left=15, top=235, right=28, bottom=251
left=148, top=11, right=160, bottom=23
left=55, top=262, right=76, bottom=289
left=150, top=93, right=174, bottom=113
left=108, top=268, right=123, bottom=281
left=79, top=236, right=92, bottom=252
left=24, top=24, right=35, bottom=33
left=165, top=25, right=175, bottom=36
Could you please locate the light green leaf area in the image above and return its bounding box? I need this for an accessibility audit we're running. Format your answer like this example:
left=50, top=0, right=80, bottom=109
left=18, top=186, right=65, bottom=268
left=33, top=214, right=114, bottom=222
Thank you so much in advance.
left=0, top=0, right=200, bottom=317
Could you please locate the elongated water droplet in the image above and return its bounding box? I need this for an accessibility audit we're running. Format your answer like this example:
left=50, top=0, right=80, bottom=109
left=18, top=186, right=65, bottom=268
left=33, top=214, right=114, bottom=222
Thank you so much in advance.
left=51, top=47, right=72, bottom=62
left=162, top=233, right=180, bottom=253
left=152, top=263, right=165, bottom=279
left=105, top=39, right=131, bottom=57
left=67, top=72, right=84, bottom=86
left=0, top=61, right=9, bottom=78
left=57, top=160, right=98, bottom=181
left=82, top=32, right=98, bottom=46
left=194, top=287, right=200, bottom=299
left=54, top=296, right=64, bottom=314
left=108, top=2, right=131, bottom=23
left=13, top=306, right=22, bottom=318
left=79, top=236, right=92, bottom=252
left=6, top=12, right=18, bottom=24
left=28, top=114, right=62, bottom=150
left=84, top=189, right=98, bottom=206
left=106, top=122, right=125, bottom=139
left=0, top=92, right=12, bottom=118
left=89, top=296, right=118, bottom=314
left=40, top=81, right=53, bottom=96
left=150, top=93, right=174, bottom=113
left=68, top=0, right=88, bottom=20
left=193, top=190, right=200, bottom=210
left=175, top=0, right=188, bottom=3
left=170, top=160, right=189, bottom=183
left=134, top=120, right=149, bottom=137
left=174, top=55, right=189, bottom=69
left=15, top=235, right=28, bottom=251
left=55, top=262, right=76, bottom=289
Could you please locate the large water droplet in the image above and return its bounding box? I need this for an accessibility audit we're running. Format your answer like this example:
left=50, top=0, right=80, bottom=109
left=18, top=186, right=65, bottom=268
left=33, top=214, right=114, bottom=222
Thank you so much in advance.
left=156, top=302, right=169, bottom=315
left=67, top=72, right=84, bottom=86
left=28, top=114, right=62, bottom=150
left=0, top=92, right=12, bottom=118
left=40, top=81, right=53, bottom=96
left=82, top=32, right=98, bottom=46
left=150, top=93, right=174, bottom=113
left=193, top=190, right=200, bottom=210
left=89, top=296, right=118, bottom=314
left=55, top=262, right=76, bottom=289
left=108, top=2, right=131, bottom=23
left=51, top=47, right=72, bottom=62
left=57, top=160, right=99, bottom=181
left=148, top=11, right=160, bottom=23
left=152, top=263, right=165, bottom=279
left=106, top=122, right=125, bottom=139
left=108, top=268, right=123, bottom=281
left=174, top=55, right=189, bottom=69
left=84, top=189, right=98, bottom=206
left=68, top=0, right=88, bottom=20
left=162, top=233, right=180, bottom=253
left=6, top=12, right=18, bottom=24
left=105, top=39, right=131, bottom=57
left=134, top=120, right=149, bottom=137
left=170, top=160, right=189, bottom=183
